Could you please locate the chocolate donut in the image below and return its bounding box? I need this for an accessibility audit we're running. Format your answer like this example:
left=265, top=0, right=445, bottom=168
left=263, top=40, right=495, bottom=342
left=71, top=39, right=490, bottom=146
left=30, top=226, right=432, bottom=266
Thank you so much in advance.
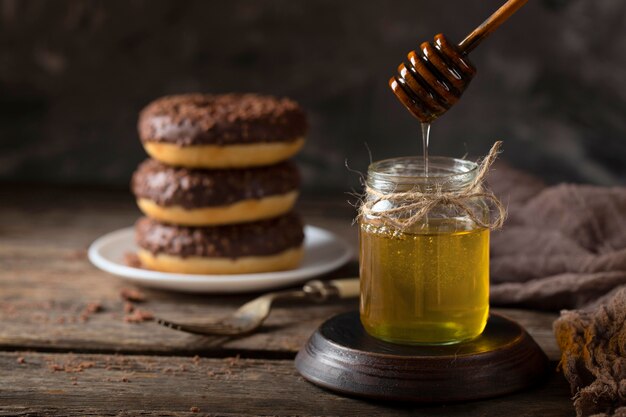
left=131, top=159, right=300, bottom=226
left=138, top=93, right=307, bottom=168
left=135, top=213, right=305, bottom=274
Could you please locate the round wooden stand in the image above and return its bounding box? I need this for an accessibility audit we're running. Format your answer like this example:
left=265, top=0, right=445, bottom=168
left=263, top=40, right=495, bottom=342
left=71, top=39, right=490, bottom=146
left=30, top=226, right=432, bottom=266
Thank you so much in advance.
left=295, top=311, right=548, bottom=402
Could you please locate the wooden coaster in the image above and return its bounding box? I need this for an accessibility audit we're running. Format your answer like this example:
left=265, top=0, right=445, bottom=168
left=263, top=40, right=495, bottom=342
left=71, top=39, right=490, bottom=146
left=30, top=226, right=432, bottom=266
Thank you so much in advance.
left=295, top=311, right=549, bottom=402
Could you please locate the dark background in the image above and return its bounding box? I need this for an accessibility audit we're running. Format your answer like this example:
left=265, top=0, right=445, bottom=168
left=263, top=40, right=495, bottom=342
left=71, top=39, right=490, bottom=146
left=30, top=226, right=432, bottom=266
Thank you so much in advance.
left=1, top=0, right=625, bottom=195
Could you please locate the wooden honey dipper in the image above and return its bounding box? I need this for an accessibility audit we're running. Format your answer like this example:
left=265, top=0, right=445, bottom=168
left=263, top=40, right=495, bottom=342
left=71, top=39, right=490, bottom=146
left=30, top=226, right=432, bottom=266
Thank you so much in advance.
left=390, top=0, right=528, bottom=122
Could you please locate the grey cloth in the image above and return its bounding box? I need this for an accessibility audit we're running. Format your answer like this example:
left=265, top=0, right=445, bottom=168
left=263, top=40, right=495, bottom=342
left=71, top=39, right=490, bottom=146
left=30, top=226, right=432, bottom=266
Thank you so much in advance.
left=487, top=163, right=626, bottom=417
left=554, top=288, right=626, bottom=417
left=488, top=163, right=626, bottom=310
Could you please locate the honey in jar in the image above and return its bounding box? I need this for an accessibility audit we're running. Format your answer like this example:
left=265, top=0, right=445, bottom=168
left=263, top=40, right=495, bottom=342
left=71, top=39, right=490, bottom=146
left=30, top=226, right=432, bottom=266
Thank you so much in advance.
left=359, top=156, right=490, bottom=345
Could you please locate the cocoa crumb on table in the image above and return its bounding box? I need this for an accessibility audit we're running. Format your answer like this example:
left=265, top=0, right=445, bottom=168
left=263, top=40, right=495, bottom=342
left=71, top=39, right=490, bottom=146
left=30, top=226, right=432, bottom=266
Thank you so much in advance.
left=190, top=406, right=200, bottom=413
left=65, top=361, right=95, bottom=373
left=225, top=355, right=240, bottom=366
left=48, top=360, right=95, bottom=373
left=80, top=302, right=104, bottom=322
left=83, top=302, right=103, bottom=314
left=120, top=287, right=146, bottom=302
left=76, top=361, right=95, bottom=371
left=124, top=308, right=154, bottom=323
left=49, top=364, right=64, bottom=372
left=17, top=357, right=25, bottom=364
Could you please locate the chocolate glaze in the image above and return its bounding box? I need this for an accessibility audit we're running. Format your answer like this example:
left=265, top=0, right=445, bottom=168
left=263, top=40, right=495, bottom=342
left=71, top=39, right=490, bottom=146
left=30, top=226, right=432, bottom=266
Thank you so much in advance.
left=135, top=213, right=304, bottom=259
left=138, top=93, right=307, bottom=146
left=131, top=159, right=299, bottom=208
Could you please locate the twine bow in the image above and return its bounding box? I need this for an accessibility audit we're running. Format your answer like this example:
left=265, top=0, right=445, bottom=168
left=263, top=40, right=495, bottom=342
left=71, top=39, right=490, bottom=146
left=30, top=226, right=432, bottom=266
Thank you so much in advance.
left=358, top=141, right=506, bottom=231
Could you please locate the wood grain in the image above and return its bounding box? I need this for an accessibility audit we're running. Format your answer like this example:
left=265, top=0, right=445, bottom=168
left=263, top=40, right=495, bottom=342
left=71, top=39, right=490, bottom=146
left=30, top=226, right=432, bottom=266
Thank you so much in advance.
left=0, top=187, right=561, bottom=360
left=0, top=187, right=571, bottom=415
left=458, top=0, right=529, bottom=53
left=0, top=351, right=573, bottom=416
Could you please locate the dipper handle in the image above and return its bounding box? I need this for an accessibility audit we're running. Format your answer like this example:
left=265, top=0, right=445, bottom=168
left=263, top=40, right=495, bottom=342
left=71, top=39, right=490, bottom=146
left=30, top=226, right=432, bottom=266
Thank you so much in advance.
left=458, top=0, right=528, bottom=54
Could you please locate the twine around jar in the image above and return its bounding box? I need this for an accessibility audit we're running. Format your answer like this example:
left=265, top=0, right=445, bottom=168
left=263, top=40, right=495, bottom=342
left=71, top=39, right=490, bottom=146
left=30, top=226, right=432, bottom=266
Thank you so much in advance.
left=358, top=141, right=506, bottom=231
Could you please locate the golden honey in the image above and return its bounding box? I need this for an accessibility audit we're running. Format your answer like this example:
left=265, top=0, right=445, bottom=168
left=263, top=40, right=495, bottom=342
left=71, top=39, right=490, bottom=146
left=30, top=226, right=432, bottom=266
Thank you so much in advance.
left=359, top=219, right=489, bottom=345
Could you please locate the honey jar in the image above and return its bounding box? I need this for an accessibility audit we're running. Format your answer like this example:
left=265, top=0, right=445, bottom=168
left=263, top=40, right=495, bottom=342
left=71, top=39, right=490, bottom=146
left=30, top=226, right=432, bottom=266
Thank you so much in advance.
left=359, top=156, right=492, bottom=345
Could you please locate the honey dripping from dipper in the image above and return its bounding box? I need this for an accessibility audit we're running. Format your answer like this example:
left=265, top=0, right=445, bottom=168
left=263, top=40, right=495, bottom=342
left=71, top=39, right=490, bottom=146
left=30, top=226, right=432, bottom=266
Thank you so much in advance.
left=389, top=0, right=528, bottom=174
left=358, top=0, right=529, bottom=345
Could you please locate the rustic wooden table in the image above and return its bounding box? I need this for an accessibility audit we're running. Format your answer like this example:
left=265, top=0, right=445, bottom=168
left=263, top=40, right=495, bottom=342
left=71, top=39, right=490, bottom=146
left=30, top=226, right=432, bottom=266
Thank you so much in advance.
left=0, top=186, right=574, bottom=416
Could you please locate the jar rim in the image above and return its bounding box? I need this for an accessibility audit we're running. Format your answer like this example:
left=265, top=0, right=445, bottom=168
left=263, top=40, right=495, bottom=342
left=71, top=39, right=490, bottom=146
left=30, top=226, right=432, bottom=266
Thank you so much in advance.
left=368, top=156, right=478, bottom=187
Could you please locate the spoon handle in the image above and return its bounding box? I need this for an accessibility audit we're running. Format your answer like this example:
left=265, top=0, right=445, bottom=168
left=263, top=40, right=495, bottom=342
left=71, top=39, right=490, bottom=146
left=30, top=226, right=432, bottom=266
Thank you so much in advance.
left=303, top=278, right=360, bottom=301
left=458, top=0, right=528, bottom=54
left=326, top=278, right=360, bottom=298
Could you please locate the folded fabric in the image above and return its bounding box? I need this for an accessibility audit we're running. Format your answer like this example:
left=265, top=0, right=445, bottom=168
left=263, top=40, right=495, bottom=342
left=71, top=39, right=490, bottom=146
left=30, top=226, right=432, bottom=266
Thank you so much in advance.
left=553, top=288, right=626, bottom=417
left=486, top=162, right=626, bottom=416
left=487, top=163, right=626, bottom=311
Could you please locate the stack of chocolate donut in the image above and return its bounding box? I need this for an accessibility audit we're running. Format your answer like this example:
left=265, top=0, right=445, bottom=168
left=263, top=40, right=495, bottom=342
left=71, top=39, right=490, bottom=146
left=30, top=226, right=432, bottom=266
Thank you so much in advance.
left=130, top=93, right=307, bottom=274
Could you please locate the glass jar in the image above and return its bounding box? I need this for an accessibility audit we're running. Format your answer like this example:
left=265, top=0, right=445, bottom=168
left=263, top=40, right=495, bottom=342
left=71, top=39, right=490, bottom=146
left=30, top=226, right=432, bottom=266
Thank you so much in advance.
left=359, top=156, right=490, bottom=345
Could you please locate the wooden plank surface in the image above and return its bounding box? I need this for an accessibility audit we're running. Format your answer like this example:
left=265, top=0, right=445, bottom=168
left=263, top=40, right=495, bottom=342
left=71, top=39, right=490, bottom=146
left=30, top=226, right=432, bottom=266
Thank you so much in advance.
left=0, top=187, right=560, bottom=360
left=0, top=186, right=355, bottom=355
left=0, top=351, right=574, bottom=416
left=0, top=186, right=571, bottom=416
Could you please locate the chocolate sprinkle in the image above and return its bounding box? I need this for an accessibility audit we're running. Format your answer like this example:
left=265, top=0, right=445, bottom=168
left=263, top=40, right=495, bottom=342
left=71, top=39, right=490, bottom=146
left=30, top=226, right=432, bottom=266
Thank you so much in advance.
left=131, top=159, right=300, bottom=208
left=138, top=93, right=307, bottom=146
left=135, top=213, right=304, bottom=258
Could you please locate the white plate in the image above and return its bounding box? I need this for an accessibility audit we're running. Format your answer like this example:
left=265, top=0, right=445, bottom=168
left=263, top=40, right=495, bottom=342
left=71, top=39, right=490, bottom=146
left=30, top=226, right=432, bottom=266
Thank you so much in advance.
left=88, top=225, right=353, bottom=293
